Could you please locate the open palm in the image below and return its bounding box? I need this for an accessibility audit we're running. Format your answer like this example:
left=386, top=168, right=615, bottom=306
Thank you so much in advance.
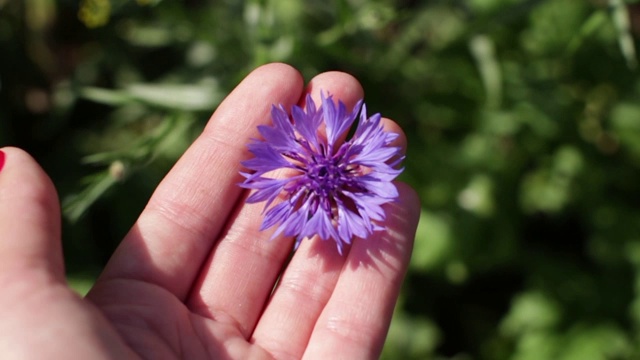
left=0, top=64, right=420, bottom=359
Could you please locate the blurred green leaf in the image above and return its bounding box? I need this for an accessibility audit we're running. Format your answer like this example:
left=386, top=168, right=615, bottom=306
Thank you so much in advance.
left=81, top=81, right=221, bottom=111
left=382, top=312, right=441, bottom=359
left=63, top=170, right=118, bottom=223
left=470, top=34, right=502, bottom=109
left=520, top=146, right=583, bottom=213
left=126, top=82, right=221, bottom=111
left=609, top=0, right=637, bottom=69
left=558, top=324, right=632, bottom=360
left=501, top=292, right=560, bottom=336
left=67, top=275, right=96, bottom=296
left=411, top=210, right=453, bottom=271
left=567, top=10, right=607, bottom=53
left=80, top=87, right=133, bottom=106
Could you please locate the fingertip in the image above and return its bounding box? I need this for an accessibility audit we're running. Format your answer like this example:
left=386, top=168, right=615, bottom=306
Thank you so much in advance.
left=254, top=62, right=302, bottom=75
left=251, top=62, right=304, bottom=89
left=303, top=71, right=364, bottom=111
left=0, top=147, right=60, bottom=212
left=0, top=149, right=6, bottom=172
left=205, top=63, right=304, bottom=134
left=0, top=147, right=64, bottom=281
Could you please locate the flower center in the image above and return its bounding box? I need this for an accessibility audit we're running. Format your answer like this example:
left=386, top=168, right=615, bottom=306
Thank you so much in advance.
left=307, top=156, right=345, bottom=197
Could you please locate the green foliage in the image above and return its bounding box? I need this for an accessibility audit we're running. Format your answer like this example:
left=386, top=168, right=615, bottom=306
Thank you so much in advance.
left=4, top=0, right=640, bottom=358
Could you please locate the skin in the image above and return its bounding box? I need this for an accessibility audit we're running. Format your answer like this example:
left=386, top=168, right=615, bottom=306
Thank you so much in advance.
left=0, top=63, right=420, bottom=360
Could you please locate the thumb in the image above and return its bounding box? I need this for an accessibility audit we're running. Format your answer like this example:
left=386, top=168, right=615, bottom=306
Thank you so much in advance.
left=0, top=147, right=64, bottom=284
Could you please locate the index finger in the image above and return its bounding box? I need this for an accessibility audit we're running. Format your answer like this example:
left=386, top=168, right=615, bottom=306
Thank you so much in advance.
left=91, top=63, right=304, bottom=300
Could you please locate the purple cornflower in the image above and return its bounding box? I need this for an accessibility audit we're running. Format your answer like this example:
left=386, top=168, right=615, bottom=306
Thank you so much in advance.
left=240, top=93, right=403, bottom=254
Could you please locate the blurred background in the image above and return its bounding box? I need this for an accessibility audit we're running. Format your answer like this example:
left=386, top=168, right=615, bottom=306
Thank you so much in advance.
left=2, top=0, right=640, bottom=358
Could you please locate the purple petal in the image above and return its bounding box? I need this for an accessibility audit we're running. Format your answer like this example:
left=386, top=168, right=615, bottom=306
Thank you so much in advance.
left=242, top=143, right=294, bottom=173
left=337, top=201, right=368, bottom=242
left=244, top=177, right=291, bottom=207
left=300, top=207, right=338, bottom=241
left=261, top=200, right=294, bottom=231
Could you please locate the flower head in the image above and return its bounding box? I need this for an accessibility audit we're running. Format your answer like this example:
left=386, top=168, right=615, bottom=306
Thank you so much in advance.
left=240, top=93, right=403, bottom=254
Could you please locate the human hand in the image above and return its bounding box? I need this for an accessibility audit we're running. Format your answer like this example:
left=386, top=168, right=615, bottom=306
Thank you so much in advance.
left=0, top=64, right=420, bottom=359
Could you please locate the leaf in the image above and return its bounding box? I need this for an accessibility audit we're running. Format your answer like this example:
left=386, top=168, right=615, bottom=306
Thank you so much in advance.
left=79, top=87, right=133, bottom=106
left=63, top=171, right=118, bottom=222
left=610, top=0, right=637, bottom=69
left=125, top=82, right=222, bottom=111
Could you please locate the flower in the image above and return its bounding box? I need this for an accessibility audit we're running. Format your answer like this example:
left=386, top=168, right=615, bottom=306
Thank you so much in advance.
left=240, top=93, right=403, bottom=254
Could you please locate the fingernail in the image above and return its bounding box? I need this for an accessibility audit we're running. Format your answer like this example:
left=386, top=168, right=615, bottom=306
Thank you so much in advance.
left=0, top=150, right=5, bottom=172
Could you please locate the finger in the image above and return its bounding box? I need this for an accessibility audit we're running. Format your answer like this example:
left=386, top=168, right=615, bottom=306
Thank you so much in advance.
left=186, top=71, right=365, bottom=339
left=0, top=149, right=139, bottom=358
left=91, top=63, right=304, bottom=300
left=0, top=147, right=64, bottom=284
left=250, top=118, right=408, bottom=358
left=248, top=225, right=346, bottom=359
left=302, top=183, right=419, bottom=360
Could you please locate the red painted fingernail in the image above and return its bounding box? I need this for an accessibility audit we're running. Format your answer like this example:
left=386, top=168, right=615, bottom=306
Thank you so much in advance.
left=0, top=150, right=5, bottom=172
